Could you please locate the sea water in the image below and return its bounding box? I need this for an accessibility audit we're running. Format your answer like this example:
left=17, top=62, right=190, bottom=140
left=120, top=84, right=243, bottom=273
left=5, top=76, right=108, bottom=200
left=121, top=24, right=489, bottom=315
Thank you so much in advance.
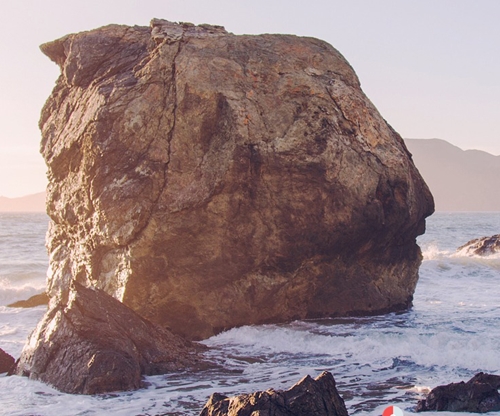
left=0, top=212, right=499, bottom=416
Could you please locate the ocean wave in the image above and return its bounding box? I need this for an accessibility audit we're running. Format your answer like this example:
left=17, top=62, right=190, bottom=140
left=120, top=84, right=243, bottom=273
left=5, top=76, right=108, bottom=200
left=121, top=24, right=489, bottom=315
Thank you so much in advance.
left=421, top=243, right=453, bottom=260
left=203, top=318, right=500, bottom=374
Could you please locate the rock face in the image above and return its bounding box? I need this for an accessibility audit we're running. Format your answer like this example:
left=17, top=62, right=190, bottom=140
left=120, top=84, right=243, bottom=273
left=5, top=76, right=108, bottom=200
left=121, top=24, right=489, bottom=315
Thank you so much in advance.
left=39, top=19, right=434, bottom=340
left=200, top=371, right=348, bottom=416
left=12, top=282, right=203, bottom=394
left=0, top=348, right=15, bottom=374
left=457, top=235, right=500, bottom=256
left=416, top=373, right=500, bottom=413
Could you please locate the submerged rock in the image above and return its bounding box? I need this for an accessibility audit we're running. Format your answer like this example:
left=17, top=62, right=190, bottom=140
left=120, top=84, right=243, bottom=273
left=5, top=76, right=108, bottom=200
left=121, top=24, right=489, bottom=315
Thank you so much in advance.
left=200, top=371, right=348, bottom=416
left=0, top=348, right=15, bottom=374
left=12, top=282, right=204, bottom=394
left=457, top=235, right=500, bottom=256
left=39, top=19, right=433, bottom=340
left=8, top=292, right=49, bottom=308
left=416, top=373, right=500, bottom=413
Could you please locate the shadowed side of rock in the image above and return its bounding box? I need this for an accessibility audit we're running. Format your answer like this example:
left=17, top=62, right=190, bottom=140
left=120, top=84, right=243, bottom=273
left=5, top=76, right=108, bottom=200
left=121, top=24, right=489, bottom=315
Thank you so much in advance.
left=0, top=348, right=15, bottom=374
left=39, top=19, right=434, bottom=340
left=200, top=371, right=349, bottom=416
left=416, top=373, right=500, bottom=413
left=11, top=282, right=205, bottom=394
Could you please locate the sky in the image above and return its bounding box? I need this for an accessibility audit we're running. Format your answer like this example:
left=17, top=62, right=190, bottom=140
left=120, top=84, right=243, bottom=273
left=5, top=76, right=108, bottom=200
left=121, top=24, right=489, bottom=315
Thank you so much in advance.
left=0, top=0, right=499, bottom=197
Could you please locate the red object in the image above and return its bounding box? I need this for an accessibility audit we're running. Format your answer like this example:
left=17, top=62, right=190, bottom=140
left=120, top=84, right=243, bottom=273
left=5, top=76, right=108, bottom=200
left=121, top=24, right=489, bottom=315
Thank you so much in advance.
left=383, top=406, right=403, bottom=416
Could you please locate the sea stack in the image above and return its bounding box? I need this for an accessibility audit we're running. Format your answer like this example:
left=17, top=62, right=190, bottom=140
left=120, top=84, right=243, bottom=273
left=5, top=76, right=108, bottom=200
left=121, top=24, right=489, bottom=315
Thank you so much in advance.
left=39, top=19, right=434, bottom=340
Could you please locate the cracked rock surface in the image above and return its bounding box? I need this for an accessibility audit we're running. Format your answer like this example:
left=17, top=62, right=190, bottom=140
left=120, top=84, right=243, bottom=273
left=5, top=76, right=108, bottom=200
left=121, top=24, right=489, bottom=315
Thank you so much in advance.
left=12, top=282, right=203, bottom=394
left=39, top=19, right=434, bottom=340
left=200, top=371, right=349, bottom=416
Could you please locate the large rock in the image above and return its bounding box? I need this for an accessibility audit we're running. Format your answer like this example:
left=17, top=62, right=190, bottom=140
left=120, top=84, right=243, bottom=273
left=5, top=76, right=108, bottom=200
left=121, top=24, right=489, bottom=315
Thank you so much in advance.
left=12, top=282, right=203, bottom=394
left=416, top=373, right=500, bottom=413
left=39, top=19, right=434, bottom=340
left=200, top=371, right=348, bottom=416
left=457, top=235, right=500, bottom=256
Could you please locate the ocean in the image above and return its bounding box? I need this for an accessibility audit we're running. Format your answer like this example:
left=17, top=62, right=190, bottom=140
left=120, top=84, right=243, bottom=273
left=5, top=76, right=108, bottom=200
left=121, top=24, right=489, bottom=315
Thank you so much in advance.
left=0, top=212, right=499, bottom=416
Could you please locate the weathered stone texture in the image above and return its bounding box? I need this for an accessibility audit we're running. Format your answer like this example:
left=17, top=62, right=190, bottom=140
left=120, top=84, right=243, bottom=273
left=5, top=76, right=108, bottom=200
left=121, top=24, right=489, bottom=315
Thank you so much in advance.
left=12, top=282, right=203, bottom=394
left=200, top=371, right=349, bottom=416
left=457, top=235, right=500, bottom=257
left=39, top=19, right=434, bottom=340
left=417, top=373, right=500, bottom=413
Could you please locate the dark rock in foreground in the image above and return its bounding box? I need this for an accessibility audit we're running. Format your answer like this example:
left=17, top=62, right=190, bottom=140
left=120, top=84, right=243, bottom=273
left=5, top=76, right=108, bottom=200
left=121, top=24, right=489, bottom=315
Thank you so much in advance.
left=39, top=18, right=434, bottom=340
left=200, top=371, right=348, bottom=416
left=12, top=282, right=204, bottom=394
left=416, top=373, right=500, bottom=413
left=457, top=235, right=500, bottom=256
left=0, top=348, right=15, bottom=374
left=8, top=292, right=49, bottom=308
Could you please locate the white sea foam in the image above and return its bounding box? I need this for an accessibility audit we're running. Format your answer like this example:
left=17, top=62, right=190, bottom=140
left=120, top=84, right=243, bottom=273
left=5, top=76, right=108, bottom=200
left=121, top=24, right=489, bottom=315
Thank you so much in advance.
left=420, top=242, right=453, bottom=260
left=0, top=278, right=46, bottom=307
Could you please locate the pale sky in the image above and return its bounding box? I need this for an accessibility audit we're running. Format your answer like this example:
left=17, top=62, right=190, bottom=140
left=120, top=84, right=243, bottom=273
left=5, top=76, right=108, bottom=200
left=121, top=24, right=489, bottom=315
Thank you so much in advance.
left=0, top=0, right=499, bottom=197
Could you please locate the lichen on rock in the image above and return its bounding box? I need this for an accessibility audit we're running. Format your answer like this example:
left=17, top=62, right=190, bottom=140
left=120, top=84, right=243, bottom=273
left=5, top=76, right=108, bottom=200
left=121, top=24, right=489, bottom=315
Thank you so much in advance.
left=39, top=19, right=434, bottom=340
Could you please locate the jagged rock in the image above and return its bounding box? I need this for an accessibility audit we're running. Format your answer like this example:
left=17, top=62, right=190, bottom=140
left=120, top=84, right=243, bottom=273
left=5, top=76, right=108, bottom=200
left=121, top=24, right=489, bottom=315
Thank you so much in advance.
left=457, top=235, right=500, bottom=256
left=11, top=282, right=204, bottom=394
left=0, top=348, right=15, bottom=374
left=199, top=371, right=348, bottom=416
left=416, top=373, right=500, bottom=413
left=39, top=19, right=434, bottom=340
left=8, top=292, right=49, bottom=308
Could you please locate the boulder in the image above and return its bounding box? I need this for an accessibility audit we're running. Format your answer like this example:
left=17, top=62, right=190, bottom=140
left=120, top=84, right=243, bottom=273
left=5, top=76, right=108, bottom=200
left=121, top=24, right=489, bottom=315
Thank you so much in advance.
left=199, top=371, right=348, bottom=416
left=457, top=235, right=500, bottom=256
left=11, top=282, right=204, bottom=394
left=8, top=292, right=49, bottom=308
left=39, top=19, right=434, bottom=340
left=416, top=373, right=500, bottom=413
left=0, top=348, right=15, bottom=374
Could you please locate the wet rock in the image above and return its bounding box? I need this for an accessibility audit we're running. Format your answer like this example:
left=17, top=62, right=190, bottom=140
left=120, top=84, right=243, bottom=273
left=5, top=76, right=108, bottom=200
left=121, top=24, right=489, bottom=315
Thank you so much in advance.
left=0, top=348, right=15, bottom=374
left=199, top=371, right=349, bottom=416
left=457, top=235, right=500, bottom=256
left=40, top=19, right=434, bottom=340
left=12, top=282, right=204, bottom=394
left=416, top=373, right=500, bottom=413
left=8, top=292, right=49, bottom=308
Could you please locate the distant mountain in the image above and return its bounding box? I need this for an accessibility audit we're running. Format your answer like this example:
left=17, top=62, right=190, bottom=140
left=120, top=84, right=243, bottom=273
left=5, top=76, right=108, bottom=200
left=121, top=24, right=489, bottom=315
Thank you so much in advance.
left=404, top=139, right=500, bottom=211
left=0, top=192, right=46, bottom=212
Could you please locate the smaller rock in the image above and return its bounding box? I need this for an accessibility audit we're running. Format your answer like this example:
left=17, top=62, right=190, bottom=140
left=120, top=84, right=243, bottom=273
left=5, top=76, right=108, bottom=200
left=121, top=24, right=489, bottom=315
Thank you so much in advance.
left=416, top=372, right=500, bottom=413
left=457, top=235, right=500, bottom=256
left=8, top=292, right=49, bottom=308
left=0, top=348, right=15, bottom=373
left=199, top=371, right=348, bottom=416
left=12, top=282, right=205, bottom=394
